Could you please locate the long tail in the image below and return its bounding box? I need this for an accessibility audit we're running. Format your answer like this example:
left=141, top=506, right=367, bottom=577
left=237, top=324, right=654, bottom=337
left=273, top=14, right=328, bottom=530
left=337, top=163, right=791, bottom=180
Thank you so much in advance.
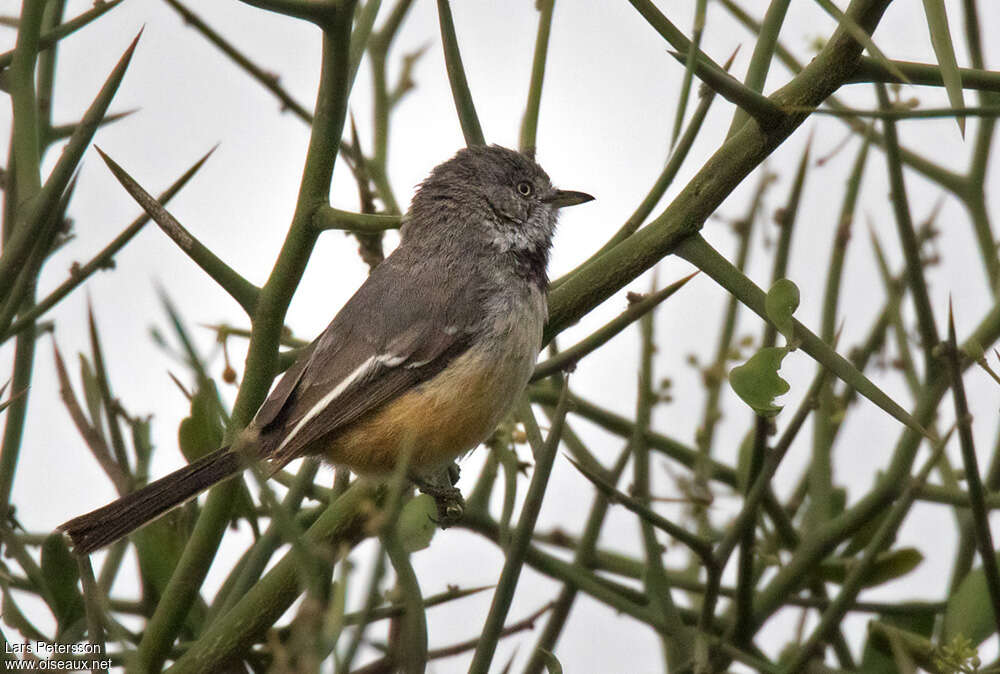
left=59, top=447, right=244, bottom=554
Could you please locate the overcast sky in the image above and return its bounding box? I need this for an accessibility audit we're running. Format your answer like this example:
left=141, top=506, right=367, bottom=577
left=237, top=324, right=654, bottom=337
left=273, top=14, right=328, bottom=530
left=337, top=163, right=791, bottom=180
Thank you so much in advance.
left=4, top=0, right=1000, bottom=671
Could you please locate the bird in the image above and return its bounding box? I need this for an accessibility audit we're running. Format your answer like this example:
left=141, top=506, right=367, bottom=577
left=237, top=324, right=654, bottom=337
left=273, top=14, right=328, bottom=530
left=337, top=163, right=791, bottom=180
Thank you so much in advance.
left=60, top=144, right=594, bottom=554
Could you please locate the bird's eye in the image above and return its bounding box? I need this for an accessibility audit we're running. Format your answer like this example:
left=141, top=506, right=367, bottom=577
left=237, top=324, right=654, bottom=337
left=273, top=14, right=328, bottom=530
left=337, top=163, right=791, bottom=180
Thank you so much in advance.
left=516, top=181, right=533, bottom=197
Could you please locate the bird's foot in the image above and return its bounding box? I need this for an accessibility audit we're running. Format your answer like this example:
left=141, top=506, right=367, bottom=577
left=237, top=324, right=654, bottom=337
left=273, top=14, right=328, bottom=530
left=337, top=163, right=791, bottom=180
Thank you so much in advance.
left=410, top=464, right=464, bottom=528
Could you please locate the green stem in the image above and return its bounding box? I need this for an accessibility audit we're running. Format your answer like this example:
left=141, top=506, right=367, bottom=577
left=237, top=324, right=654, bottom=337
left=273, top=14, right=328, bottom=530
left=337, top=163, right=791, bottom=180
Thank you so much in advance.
left=669, top=0, right=706, bottom=147
left=436, top=0, right=485, bottom=146
left=467, top=385, right=569, bottom=673
left=0, top=324, right=36, bottom=522
left=519, top=0, right=555, bottom=153
left=732, top=418, right=769, bottom=647
left=8, top=0, right=45, bottom=205
left=134, top=7, right=357, bottom=669
left=784, top=440, right=945, bottom=671
left=675, top=233, right=925, bottom=437
left=95, top=149, right=260, bottom=315
left=312, top=206, right=401, bottom=233
left=549, top=80, right=718, bottom=294
left=876, top=83, right=941, bottom=367
left=718, top=0, right=969, bottom=196
left=944, top=308, right=1000, bottom=637
left=163, top=0, right=313, bottom=123
left=849, top=56, right=1000, bottom=93
left=532, top=273, right=695, bottom=381
left=665, top=49, right=784, bottom=128
left=808, top=134, right=870, bottom=531
left=165, top=481, right=376, bottom=673
left=522, top=447, right=630, bottom=674
left=634, top=304, right=692, bottom=671
left=529, top=386, right=737, bottom=487
left=547, top=0, right=896, bottom=340
left=748, top=296, right=1000, bottom=642
left=726, top=0, right=791, bottom=138
left=0, top=0, right=125, bottom=72
left=1, top=149, right=215, bottom=341
left=381, top=528, right=427, bottom=674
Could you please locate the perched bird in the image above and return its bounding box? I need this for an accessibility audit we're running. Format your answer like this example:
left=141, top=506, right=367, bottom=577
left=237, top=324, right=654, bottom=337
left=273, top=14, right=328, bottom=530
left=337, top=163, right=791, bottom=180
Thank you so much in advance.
left=60, top=144, right=593, bottom=554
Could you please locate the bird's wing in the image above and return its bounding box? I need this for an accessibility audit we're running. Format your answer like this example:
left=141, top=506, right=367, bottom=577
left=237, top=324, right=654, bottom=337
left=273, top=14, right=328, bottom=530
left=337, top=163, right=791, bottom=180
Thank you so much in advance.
left=253, top=249, right=482, bottom=465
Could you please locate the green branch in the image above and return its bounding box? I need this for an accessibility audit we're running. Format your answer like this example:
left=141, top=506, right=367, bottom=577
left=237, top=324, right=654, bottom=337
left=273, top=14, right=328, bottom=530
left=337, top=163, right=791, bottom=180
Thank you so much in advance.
left=547, top=0, right=895, bottom=338
left=468, top=384, right=569, bottom=673
left=133, top=5, right=359, bottom=669
left=436, top=0, right=485, bottom=146
left=519, top=0, right=555, bottom=153
left=1, top=148, right=215, bottom=341
left=675, top=234, right=926, bottom=437
left=313, top=206, right=402, bottom=233
left=94, top=149, right=260, bottom=315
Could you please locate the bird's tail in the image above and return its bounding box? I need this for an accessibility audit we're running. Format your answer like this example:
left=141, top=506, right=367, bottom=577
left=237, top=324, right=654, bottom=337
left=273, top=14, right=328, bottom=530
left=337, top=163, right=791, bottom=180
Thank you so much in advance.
left=59, top=447, right=244, bottom=554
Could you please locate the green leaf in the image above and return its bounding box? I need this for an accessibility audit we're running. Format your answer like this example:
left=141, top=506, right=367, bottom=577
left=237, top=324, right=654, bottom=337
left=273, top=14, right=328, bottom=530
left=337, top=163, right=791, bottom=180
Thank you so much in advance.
left=178, top=380, right=224, bottom=463
left=765, top=278, right=800, bottom=343
left=729, top=346, right=790, bottom=417
left=943, top=549, right=1000, bottom=647
left=865, top=622, right=939, bottom=674
left=133, top=513, right=189, bottom=594
left=130, top=415, right=153, bottom=473
left=40, top=533, right=85, bottom=632
left=397, top=495, right=438, bottom=553
left=861, top=611, right=937, bottom=674
left=920, top=0, right=966, bottom=136
left=818, top=547, right=923, bottom=587
left=78, top=354, right=104, bottom=435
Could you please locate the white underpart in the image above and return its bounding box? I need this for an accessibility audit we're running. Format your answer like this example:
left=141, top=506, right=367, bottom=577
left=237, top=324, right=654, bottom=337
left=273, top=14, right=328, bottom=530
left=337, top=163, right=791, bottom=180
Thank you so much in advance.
left=276, top=352, right=403, bottom=451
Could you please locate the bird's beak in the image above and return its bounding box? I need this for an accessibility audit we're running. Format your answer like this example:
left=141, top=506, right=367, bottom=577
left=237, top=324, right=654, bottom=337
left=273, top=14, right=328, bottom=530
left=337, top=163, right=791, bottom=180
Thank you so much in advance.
left=543, top=189, right=595, bottom=208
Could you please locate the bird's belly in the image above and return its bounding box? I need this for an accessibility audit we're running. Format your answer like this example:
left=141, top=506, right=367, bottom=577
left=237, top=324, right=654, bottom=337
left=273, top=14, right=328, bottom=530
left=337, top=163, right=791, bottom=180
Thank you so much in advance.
left=324, top=304, right=543, bottom=475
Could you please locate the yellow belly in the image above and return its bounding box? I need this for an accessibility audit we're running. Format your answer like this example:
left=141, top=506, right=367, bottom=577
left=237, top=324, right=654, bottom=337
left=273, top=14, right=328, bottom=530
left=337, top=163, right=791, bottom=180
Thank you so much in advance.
left=321, top=342, right=535, bottom=475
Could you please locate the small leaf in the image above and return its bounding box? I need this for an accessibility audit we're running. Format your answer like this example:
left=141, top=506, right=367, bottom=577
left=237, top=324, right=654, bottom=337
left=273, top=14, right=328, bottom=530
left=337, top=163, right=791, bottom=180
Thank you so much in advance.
left=866, top=548, right=924, bottom=586
left=866, top=622, right=938, bottom=674
left=765, top=278, right=800, bottom=343
left=133, top=514, right=189, bottom=596
left=78, top=354, right=104, bottom=434
left=397, top=495, right=437, bottom=553
left=943, top=549, right=1000, bottom=647
left=130, top=415, right=153, bottom=471
left=818, top=548, right=923, bottom=587
left=729, top=346, right=790, bottom=417
left=40, top=533, right=85, bottom=631
left=178, top=381, right=224, bottom=463
left=861, top=610, right=936, bottom=674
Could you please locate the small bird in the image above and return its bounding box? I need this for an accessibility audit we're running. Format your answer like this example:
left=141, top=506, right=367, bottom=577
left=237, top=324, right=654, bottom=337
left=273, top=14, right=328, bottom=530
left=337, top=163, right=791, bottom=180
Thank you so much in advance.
left=60, top=145, right=593, bottom=553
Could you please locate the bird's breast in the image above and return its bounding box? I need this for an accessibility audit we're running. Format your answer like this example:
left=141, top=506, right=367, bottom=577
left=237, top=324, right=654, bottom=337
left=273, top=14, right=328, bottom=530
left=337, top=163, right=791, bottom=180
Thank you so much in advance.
left=324, top=288, right=546, bottom=474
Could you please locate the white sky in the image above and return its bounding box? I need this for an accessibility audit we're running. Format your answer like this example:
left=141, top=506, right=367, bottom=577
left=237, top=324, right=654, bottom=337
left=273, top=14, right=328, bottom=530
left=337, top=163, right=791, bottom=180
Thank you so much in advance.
left=3, top=0, right=1000, bottom=671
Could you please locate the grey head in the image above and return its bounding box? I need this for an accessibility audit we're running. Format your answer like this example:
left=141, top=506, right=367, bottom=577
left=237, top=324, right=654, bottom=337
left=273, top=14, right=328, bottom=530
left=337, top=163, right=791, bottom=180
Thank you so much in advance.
left=403, top=145, right=593, bottom=286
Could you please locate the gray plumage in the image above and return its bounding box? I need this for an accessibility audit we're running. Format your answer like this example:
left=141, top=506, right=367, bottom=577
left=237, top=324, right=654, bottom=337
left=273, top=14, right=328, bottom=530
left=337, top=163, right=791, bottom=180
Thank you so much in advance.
left=60, top=145, right=593, bottom=553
